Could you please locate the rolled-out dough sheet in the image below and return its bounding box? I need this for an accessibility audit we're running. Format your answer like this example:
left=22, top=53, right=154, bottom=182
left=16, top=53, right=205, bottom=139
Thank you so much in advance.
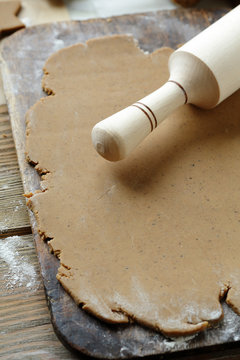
left=0, top=1, right=25, bottom=36
left=26, top=35, right=240, bottom=337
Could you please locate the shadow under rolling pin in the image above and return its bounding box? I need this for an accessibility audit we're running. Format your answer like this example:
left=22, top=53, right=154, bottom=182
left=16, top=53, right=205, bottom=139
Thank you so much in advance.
left=92, top=5, right=240, bottom=162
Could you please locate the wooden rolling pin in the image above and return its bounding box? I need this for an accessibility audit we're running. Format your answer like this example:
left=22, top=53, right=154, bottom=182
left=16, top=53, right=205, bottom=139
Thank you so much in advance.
left=91, top=6, right=240, bottom=161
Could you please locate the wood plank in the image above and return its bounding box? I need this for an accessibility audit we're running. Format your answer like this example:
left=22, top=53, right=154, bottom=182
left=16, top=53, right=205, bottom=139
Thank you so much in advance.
left=0, top=110, right=31, bottom=237
left=3, top=8, right=240, bottom=359
left=0, top=234, right=80, bottom=360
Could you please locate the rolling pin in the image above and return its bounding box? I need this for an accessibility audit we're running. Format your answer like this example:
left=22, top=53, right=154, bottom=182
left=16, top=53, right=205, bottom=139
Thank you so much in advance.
left=91, top=6, right=240, bottom=161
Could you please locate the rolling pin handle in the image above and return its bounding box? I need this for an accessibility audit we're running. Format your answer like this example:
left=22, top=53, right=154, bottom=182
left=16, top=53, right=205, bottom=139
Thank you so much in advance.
left=91, top=81, right=186, bottom=161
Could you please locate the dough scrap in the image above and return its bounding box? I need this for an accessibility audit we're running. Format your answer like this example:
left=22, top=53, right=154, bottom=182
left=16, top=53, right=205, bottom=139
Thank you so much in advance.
left=26, top=35, right=240, bottom=336
left=0, top=1, right=25, bottom=36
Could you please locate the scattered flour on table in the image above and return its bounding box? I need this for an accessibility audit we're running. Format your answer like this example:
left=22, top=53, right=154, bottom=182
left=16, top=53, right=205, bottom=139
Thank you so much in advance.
left=14, top=199, right=24, bottom=212
left=0, top=199, right=25, bottom=231
left=1, top=184, right=9, bottom=190
left=0, top=223, right=8, bottom=232
left=0, top=236, right=40, bottom=291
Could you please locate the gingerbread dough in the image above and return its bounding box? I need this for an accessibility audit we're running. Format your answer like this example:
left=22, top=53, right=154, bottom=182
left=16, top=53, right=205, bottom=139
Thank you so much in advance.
left=0, top=1, right=25, bottom=36
left=26, top=35, right=240, bottom=336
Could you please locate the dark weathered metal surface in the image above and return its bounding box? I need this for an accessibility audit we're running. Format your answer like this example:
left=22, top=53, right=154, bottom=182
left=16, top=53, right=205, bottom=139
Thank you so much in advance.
left=2, top=8, right=240, bottom=359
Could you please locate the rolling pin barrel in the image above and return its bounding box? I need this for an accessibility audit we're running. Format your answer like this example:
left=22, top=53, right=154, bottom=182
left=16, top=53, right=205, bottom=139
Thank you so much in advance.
left=92, top=6, right=240, bottom=161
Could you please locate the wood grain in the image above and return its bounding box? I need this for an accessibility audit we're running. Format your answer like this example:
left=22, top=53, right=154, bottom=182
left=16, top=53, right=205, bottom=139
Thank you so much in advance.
left=2, top=8, right=240, bottom=359
left=0, top=109, right=31, bottom=237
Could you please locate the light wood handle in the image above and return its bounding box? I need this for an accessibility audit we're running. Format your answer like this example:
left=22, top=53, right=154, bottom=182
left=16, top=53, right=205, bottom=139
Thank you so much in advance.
left=92, top=6, right=240, bottom=161
left=92, top=82, right=186, bottom=161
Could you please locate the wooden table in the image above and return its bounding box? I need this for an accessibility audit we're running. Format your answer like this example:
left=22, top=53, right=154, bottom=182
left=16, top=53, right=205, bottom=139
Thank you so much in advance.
left=1, top=2, right=240, bottom=359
